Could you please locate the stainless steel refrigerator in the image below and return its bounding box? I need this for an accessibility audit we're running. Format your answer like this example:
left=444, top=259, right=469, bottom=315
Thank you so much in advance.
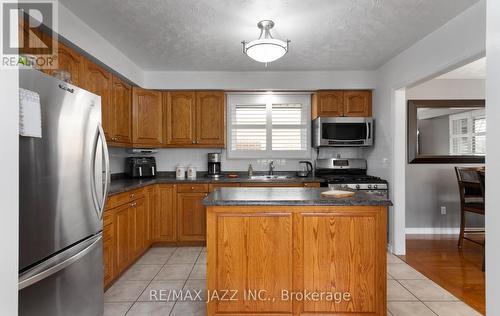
left=18, top=69, right=109, bottom=316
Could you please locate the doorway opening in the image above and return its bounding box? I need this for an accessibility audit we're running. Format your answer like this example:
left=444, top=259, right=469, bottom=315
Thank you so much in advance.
left=398, top=57, right=486, bottom=314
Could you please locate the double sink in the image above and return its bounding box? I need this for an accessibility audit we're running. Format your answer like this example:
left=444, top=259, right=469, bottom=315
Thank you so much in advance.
left=248, top=175, right=294, bottom=180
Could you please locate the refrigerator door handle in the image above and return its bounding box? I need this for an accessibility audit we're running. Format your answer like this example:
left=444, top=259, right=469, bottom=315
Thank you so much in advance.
left=91, top=124, right=110, bottom=220
left=18, top=233, right=102, bottom=290
left=98, top=124, right=110, bottom=220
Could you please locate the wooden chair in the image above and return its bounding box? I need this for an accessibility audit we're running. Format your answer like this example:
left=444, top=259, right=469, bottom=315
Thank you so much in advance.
left=454, top=167, right=485, bottom=249
left=477, top=169, right=486, bottom=271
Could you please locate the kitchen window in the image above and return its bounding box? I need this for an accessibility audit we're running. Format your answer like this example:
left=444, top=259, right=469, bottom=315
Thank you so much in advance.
left=227, top=93, right=311, bottom=159
left=449, top=109, right=486, bottom=155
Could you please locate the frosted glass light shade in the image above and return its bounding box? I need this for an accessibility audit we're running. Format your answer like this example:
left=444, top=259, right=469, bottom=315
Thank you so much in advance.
left=244, top=39, right=288, bottom=63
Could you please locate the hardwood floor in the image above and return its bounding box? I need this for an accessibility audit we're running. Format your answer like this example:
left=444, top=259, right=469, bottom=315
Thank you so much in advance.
left=399, top=234, right=485, bottom=315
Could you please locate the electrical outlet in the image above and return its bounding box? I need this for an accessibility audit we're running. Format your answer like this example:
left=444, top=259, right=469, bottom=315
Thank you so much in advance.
left=440, top=206, right=447, bottom=215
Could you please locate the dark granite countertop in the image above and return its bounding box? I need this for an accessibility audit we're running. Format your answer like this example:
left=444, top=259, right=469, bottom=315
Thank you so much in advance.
left=108, top=171, right=324, bottom=196
left=203, top=187, right=392, bottom=206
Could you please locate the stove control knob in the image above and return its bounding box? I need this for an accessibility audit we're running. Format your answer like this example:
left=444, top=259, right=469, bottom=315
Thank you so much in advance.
left=355, top=184, right=360, bottom=189
left=374, top=184, right=378, bottom=189
left=368, top=185, right=372, bottom=189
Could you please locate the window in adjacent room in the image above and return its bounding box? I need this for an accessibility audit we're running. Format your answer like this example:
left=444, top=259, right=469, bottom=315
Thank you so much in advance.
left=449, top=109, right=486, bottom=155
left=227, top=93, right=311, bottom=159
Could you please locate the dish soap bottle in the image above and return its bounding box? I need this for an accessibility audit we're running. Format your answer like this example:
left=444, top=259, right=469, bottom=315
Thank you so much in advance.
left=248, top=164, right=254, bottom=177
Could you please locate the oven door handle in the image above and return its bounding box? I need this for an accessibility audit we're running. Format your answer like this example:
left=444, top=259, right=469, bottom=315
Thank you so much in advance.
left=330, top=139, right=366, bottom=142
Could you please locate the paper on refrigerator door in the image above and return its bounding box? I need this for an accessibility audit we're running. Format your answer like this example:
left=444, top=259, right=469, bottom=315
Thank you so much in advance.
left=19, top=88, right=42, bottom=138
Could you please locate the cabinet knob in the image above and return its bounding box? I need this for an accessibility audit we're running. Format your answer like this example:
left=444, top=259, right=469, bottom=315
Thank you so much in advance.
left=192, top=140, right=195, bottom=144
left=131, top=202, right=136, bottom=207
left=191, top=186, right=195, bottom=190
left=130, top=193, right=135, bottom=198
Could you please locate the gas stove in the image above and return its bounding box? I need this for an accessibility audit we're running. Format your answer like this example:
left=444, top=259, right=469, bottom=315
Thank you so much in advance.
left=316, top=158, right=389, bottom=196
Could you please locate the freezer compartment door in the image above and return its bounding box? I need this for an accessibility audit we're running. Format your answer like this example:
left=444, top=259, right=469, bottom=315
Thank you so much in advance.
left=19, top=69, right=109, bottom=270
left=19, top=233, right=103, bottom=316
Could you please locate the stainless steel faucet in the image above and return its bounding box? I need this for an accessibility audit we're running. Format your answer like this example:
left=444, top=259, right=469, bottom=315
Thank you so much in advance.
left=268, top=160, right=275, bottom=175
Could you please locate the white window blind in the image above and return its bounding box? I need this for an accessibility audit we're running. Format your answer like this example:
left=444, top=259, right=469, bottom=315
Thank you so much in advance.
left=227, top=93, right=311, bottom=159
left=449, top=109, right=486, bottom=155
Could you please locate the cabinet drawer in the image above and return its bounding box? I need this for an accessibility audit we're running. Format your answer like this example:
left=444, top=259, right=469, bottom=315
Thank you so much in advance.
left=208, top=183, right=240, bottom=192
left=240, top=183, right=303, bottom=187
left=303, top=182, right=321, bottom=188
left=106, top=188, right=145, bottom=209
left=177, top=183, right=209, bottom=193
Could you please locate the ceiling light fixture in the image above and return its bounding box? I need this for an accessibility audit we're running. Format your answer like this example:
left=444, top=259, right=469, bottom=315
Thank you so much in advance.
left=242, top=20, right=290, bottom=64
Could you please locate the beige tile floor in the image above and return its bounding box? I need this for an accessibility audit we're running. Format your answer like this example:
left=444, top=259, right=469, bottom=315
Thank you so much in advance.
left=104, top=247, right=482, bottom=316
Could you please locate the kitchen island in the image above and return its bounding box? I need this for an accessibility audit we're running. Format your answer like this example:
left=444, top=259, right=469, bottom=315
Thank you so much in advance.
left=203, top=187, right=392, bottom=316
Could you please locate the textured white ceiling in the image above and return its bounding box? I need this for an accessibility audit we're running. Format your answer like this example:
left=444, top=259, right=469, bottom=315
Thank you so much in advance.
left=59, top=0, right=479, bottom=71
left=437, top=57, right=486, bottom=79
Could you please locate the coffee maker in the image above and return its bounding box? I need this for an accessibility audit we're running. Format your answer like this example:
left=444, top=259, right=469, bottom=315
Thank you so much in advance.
left=207, top=153, right=222, bottom=178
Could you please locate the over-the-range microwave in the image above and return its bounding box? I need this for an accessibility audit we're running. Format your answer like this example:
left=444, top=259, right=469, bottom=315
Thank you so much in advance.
left=312, top=117, right=374, bottom=147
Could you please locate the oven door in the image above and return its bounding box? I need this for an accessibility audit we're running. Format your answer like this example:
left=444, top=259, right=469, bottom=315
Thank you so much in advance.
left=313, top=117, right=373, bottom=147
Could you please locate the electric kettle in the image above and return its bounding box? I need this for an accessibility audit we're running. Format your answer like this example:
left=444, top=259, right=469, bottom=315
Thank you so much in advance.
left=296, top=161, right=313, bottom=177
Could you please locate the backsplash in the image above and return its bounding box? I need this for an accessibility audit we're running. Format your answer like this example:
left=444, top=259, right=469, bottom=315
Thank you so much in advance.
left=108, top=147, right=366, bottom=174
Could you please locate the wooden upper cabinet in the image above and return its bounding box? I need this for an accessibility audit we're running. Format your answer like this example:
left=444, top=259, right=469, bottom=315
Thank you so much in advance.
left=196, top=91, right=225, bottom=147
left=81, top=60, right=112, bottom=137
left=110, top=76, right=132, bottom=144
left=165, top=91, right=196, bottom=145
left=343, top=90, right=372, bottom=117
left=312, top=91, right=344, bottom=118
left=44, top=39, right=83, bottom=86
left=132, top=87, right=163, bottom=146
left=312, top=90, right=372, bottom=118
left=18, top=18, right=49, bottom=72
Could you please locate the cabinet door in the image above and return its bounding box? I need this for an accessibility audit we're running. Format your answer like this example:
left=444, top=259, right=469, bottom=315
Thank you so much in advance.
left=209, top=213, right=293, bottom=313
left=313, top=91, right=344, bottom=117
left=18, top=18, right=50, bottom=73
left=298, top=209, right=385, bottom=314
left=343, top=90, right=372, bottom=117
left=111, top=76, right=132, bottom=144
left=165, top=92, right=196, bottom=145
left=196, top=91, right=225, bottom=146
left=46, top=40, right=83, bottom=86
left=103, top=212, right=114, bottom=288
left=132, top=88, right=163, bottom=146
left=129, top=197, right=146, bottom=258
left=114, top=203, right=130, bottom=273
left=103, top=237, right=114, bottom=287
left=145, top=185, right=156, bottom=247
left=82, top=60, right=112, bottom=138
left=177, top=192, right=207, bottom=241
left=155, top=184, right=177, bottom=242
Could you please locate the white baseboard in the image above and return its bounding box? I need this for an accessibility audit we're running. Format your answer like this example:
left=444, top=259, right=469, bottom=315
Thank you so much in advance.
left=405, top=227, right=485, bottom=234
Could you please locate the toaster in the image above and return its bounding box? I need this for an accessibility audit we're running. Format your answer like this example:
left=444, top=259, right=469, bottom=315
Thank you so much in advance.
left=125, top=157, right=156, bottom=178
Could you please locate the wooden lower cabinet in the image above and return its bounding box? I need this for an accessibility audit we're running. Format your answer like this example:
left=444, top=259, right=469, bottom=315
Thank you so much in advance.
left=129, top=197, right=147, bottom=258
left=177, top=192, right=207, bottom=241
left=212, top=213, right=293, bottom=313
left=155, top=184, right=177, bottom=242
left=103, top=212, right=114, bottom=288
left=103, top=181, right=324, bottom=287
left=114, top=203, right=130, bottom=273
left=104, top=188, right=153, bottom=287
left=206, top=205, right=387, bottom=315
